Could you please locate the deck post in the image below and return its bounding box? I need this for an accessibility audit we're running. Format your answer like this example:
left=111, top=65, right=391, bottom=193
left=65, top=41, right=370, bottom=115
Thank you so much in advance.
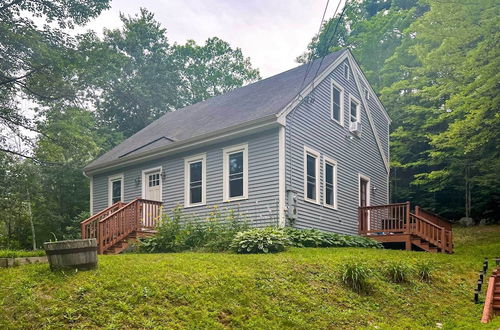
left=405, top=201, right=411, bottom=234
left=441, top=227, right=446, bottom=253
left=405, top=237, right=411, bottom=251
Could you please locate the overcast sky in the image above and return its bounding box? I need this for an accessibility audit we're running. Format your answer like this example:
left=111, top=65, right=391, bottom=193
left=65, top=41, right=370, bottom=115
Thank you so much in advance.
left=81, top=0, right=346, bottom=78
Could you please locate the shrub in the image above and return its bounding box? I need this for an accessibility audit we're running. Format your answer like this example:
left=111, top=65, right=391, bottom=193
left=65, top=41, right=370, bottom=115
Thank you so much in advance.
left=341, top=261, right=372, bottom=293
left=231, top=227, right=290, bottom=254
left=138, top=206, right=248, bottom=253
left=385, top=261, right=411, bottom=283
left=415, top=261, right=434, bottom=282
left=285, top=228, right=383, bottom=249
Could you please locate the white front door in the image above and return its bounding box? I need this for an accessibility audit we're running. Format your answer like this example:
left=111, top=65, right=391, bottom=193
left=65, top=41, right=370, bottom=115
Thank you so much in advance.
left=144, top=170, right=161, bottom=201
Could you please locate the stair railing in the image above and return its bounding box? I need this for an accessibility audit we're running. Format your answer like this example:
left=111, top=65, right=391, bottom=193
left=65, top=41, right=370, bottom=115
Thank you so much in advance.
left=81, top=198, right=163, bottom=254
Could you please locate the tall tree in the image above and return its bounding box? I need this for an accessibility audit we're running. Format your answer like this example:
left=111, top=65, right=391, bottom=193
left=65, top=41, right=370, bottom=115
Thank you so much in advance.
left=0, top=0, right=111, bottom=158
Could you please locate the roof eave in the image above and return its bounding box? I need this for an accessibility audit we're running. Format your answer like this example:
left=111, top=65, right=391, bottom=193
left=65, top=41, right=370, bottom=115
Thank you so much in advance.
left=84, top=114, right=280, bottom=176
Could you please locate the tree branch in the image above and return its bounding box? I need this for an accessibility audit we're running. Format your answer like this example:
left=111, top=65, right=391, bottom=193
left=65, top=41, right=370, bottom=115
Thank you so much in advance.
left=0, top=0, right=23, bottom=13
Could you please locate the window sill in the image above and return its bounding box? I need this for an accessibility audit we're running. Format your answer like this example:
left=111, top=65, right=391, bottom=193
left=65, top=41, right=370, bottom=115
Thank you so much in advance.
left=330, top=118, right=344, bottom=127
left=223, top=196, right=248, bottom=203
left=323, top=203, right=338, bottom=210
left=184, top=202, right=206, bottom=209
left=304, top=197, right=320, bottom=205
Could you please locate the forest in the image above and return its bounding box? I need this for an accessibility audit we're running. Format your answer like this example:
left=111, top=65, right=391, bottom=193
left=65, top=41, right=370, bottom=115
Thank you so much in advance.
left=1, top=0, right=498, bottom=249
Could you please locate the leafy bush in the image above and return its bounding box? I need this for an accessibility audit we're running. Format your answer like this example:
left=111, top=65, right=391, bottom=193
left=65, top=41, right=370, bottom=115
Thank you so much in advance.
left=138, top=206, right=248, bottom=253
left=0, top=250, right=46, bottom=258
left=341, top=261, right=372, bottom=293
left=231, top=227, right=290, bottom=254
left=415, top=261, right=434, bottom=282
left=285, top=228, right=382, bottom=249
left=385, top=261, right=411, bottom=283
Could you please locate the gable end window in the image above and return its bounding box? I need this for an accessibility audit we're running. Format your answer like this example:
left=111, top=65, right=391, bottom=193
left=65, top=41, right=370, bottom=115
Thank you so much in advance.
left=344, top=64, right=350, bottom=80
left=304, top=146, right=320, bottom=204
left=330, top=80, right=344, bottom=125
left=349, top=95, right=361, bottom=123
left=323, top=157, right=337, bottom=209
left=185, top=154, right=206, bottom=207
left=108, top=174, right=124, bottom=206
left=223, top=144, right=248, bottom=201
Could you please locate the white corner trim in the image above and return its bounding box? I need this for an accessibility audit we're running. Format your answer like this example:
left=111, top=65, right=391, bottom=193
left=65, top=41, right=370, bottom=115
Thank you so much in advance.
left=303, top=146, right=321, bottom=205
left=184, top=153, right=207, bottom=208
left=347, top=55, right=390, bottom=173
left=108, top=173, right=124, bottom=206
left=358, top=173, right=371, bottom=207
left=348, top=94, right=362, bottom=123
left=141, top=166, right=163, bottom=200
left=278, top=126, right=286, bottom=227
left=323, top=156, right=338, bottom=210
left=89, top=176, right=94, bottom=215
left=330, top=79, right=345, bottom=126
left=222, top=143, right=249, bottom=202
left=277, top=51, right=349, bottom=120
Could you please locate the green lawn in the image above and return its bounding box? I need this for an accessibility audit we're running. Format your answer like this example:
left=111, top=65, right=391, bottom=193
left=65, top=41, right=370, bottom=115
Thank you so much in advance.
left=1, top=226, right=499, bottom=329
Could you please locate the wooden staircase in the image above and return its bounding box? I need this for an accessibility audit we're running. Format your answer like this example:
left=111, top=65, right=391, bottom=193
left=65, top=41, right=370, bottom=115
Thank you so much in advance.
left=482, top=266, right=500, bottom=323
left=81, top=199, right=162, bottom=254
left=358, top=202, right=453, bottom=253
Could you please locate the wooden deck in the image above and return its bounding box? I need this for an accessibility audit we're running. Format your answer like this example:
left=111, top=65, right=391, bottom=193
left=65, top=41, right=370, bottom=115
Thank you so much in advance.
left=81, top=198, right=162, bottom=254
left=482, top=266, right=500, bottom=323
left=358, top=202, right=453, bottom=253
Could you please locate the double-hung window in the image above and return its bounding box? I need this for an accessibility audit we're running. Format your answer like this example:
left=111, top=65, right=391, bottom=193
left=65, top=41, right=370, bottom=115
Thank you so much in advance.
left=323, top=157, right=337, bottom=209
left=108, top=174, right=124, bottom=206
left=349, top=95, right=360, bottom=123
left=223, top=144, right=248, bottom=201
left=185, top=154, right=206, bottom=207
left=304, top=147, right=320, bottom=203
left=331, top=80, right=344, bottom=125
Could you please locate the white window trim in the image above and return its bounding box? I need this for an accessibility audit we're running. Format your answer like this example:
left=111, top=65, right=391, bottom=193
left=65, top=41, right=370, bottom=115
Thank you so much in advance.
left=223, top=143, right=248, bottom=202
left=184, top=153, right=207, bottom=207
left=358, top=173, right=371, bottom=207
left=108, top=173, right=124, bottom=206
left=323, top=156, right=338, bottom=210
left=330, top=80, right=344, bottom=126
left=141, top=166, right=163, bottom=201
left=303, top=146, right=320, bottom=205
left=349, top=94, right=361, bottom=123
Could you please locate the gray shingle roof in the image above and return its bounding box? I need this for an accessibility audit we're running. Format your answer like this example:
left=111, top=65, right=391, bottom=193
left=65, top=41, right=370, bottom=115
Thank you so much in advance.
left=85, top=49, right=346, bottom=171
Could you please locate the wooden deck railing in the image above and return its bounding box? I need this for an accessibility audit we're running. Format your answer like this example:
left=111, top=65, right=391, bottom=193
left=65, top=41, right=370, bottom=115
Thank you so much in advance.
left=81, top=198, right=163, bottom=254
left=359, top=202, right=453, bottom=253
left=482, top=267, right=500, bottom=323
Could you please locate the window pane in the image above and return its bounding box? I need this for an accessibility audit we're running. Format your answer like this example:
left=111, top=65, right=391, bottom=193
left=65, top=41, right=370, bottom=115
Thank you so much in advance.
left=112, top=180, right=121, bottom=203
left=350, top=100, right=358, bottom=122
left=190, top=186, right=202, bottom=204
left=229, top=178, right=243, bottom=197
left=332, top=87, right=341, bottom=121
left=326, top=163, right=333, bottom=184
left=307, top=154, right=316, bottom=177
left=307, top=182, right=316, bottom=200
left=229, top=152, right=243, bottom=175
left=190, top=162, right=202, bottom=182
left=325, top=186, right=334, bottom=205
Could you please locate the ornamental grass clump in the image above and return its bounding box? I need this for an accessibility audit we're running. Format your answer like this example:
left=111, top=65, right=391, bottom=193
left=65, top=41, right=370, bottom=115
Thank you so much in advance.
left=415, top=260, right=434, bottom=282
left=341, top=261, right=372, bottom=293
left=385, top=261, right=411, bottom=283
left=231, top=227, right=290, bottom=254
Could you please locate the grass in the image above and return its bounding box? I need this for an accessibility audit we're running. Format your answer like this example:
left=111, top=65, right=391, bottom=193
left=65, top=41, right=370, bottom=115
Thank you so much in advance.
left=1, top=226, right=499, bottom=329
left=0, top=249, right=46, bottom=258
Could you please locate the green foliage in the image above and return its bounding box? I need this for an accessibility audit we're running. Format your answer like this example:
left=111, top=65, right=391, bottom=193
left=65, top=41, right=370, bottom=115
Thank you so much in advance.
left=138, top=206, right=249, bottom=253
left=231, top=227, right=290, bottom=254
left=415, top=260, right=434, bottom=282
left=0, top=226, right=499, bottom=328
left=341, top=261, right=372, bottom=293
left=385, top=261, right=411, bottom=283
left=0, top=249, right=46, bottom=258
left=285, top=228, right=383, bottom=249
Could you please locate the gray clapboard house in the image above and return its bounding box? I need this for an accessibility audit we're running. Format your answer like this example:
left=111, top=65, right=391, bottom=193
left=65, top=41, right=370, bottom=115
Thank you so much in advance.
left=82, top=49, right=403, bottom=254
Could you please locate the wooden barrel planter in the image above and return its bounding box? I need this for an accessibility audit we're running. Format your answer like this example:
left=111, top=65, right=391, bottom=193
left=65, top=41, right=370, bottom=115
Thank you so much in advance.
left=43, top=239, right=98, bottom=270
